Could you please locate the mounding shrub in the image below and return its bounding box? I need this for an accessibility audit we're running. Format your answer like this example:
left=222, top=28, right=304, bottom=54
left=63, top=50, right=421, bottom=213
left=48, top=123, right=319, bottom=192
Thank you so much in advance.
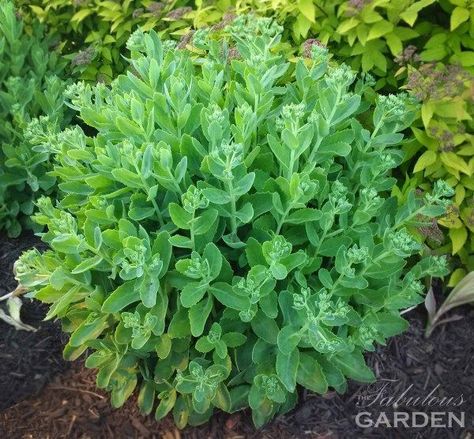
left=0, top=0, right=69, bottom=237
left=15, top=22, right=452, bottom=427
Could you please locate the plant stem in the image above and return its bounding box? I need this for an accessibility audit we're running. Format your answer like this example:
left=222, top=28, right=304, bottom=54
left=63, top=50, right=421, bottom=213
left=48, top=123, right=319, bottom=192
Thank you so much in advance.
left=226, top=179, right=237, bottom=234
left=135, top=164, right=165, bottom=227
left=190, top=210, right=195, bottom=250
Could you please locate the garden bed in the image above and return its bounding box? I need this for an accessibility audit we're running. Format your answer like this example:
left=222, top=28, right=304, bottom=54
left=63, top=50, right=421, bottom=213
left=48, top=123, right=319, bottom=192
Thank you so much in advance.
left=1, top=234, right=473, bottom=439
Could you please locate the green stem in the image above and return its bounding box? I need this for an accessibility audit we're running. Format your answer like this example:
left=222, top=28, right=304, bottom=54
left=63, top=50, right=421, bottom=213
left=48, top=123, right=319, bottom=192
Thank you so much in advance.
left=305, top=137, right=323, bottom=172
left=328, top=88, right=341, bottom=125
left=190, top=210, right=196, bottom=250
left=226, top=179, right=237, bottom=235
left=287, top=150, right=296, bottom=180
left=276, top=204, right=293, bottom=235
left=349, top=116, right=385, bottom=180
left=391, top=205, right=428, bottom=232
left=135, top=165, right=165, bottom=227
left=314, top=227, right=329, bottom=257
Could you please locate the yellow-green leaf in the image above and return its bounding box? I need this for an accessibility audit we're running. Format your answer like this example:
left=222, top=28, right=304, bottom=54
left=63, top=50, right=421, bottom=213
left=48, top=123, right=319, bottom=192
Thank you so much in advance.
left=449, top=226, right=468, bottom=254
left=459, top=51, right=474, bottom=67
left=421, top=103, right=434, bottom=127
left=451, top=7, right=470, bottom=31
left=440, top=152, right=471, bottom=175
left=337, top=18, right=360, bottom=34
left=298, top=0, right=316, bottom=23
left=385, top=33, right=402, bottom=56
left=367, top=21, right=394, bottom=41
left=360, top=9, right=383, bottom=24
left=413, top=150, right=437, bottom=173
left=448, top=268, right=467, bottom=287
left=293, top=14, right=312, bottom=39
left=455, top=184, right=466, bottom=206
left=29, top=5, right=45, bottom=17
left=400, top=0, right=436, bottom=26
left=71, top=9, right=93, bottom=23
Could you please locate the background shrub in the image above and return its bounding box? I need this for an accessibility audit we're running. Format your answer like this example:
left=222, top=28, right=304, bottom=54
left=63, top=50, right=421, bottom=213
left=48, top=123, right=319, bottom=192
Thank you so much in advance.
left=15, top=24, right=452, bottom=427
left=18, top=0, right=201, bottom=81
left=396, top=62, right=474, bottom=283
left=0, top=0, right=69, bottom=237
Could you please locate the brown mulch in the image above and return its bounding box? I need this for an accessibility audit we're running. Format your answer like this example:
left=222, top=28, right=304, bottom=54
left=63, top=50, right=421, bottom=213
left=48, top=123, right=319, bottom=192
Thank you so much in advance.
left=0, top=234, right=473, bottom=438
left=0, top=232, right=68, bottom=411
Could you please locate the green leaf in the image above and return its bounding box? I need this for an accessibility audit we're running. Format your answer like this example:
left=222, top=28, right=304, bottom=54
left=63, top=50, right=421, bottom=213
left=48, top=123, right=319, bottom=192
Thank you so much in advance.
left=203, top=242, right=222, bottom=279
left=213, top=383, right=231, bottom=412
left=155, top=390, right=177, bottom=420
left=169, top=203, right=192, bottom=229
left=209, top=282, right=250, bottom=310
left=180, top=282, right=208, bottom=308
left=370, top=312, right=408, bottom=338
left=296, top=353, right=328, bottom=394
left=286, top=208, right=322, bottom=224
left=202, top=187, right=231, bottom=204
left=189, top=295, right=213, bottom=337
left=331, top=350, right=375, bottom=383
left=50, top=235, right=83, bottom=254
left=141, top=145, right=154, bottom=179
left=71, top=255, right=103, bottom=274
left=111, top=169, right=142, bottom=188
left=234, top=173, right=255, bottom=196
left=69, top=315, right=109, bottom=347
left=138, top=381, right=156, bottom=415
left=222, top=332, right=247, bottom=348
left=102, top=281, right=139, bottom=313
left=277, top=325, right=301, bottom=355
left=193, top=208, right=218, bottom=235
left=251, top=311, right=279, bottom=344
left=276, top=348, right=299, bottom=392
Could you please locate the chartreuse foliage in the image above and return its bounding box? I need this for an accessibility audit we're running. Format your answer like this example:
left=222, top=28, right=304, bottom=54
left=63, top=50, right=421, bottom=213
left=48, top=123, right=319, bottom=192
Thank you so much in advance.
left=18, top=0, right=192, bottom=81
left=334, top=0, right=474, bottom=86
left=19, top=0, right=474, bottom=85
left=396, top=62, right=474, bottom=282
left=0, top=0, right=68, bottom=237
left=15, top=24, right=452, bottom=427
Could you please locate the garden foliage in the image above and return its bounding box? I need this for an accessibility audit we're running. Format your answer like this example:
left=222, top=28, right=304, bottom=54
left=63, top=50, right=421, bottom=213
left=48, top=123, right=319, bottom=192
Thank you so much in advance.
left=18, top=0, right=201, bottom=81
left=15, top=24, right=452, bottom=427
left=20, top=1, right=474, bottom=84
left=397, top=62, right=474, bottom=282
left=0, top=0, right=68, bottom=237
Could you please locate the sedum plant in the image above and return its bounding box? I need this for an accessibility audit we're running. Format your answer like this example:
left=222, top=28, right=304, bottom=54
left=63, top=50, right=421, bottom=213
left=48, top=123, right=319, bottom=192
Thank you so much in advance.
left=15, top=23, right=452, bottom=427
left=0, top=0, right=68, bottom=237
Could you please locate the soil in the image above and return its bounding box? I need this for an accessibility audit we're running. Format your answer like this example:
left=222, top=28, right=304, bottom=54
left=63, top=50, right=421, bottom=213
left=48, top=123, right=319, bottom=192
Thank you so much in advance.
left=0, top=233, right=68, bottom=411
left=0, top=234, right=473, bottom=439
